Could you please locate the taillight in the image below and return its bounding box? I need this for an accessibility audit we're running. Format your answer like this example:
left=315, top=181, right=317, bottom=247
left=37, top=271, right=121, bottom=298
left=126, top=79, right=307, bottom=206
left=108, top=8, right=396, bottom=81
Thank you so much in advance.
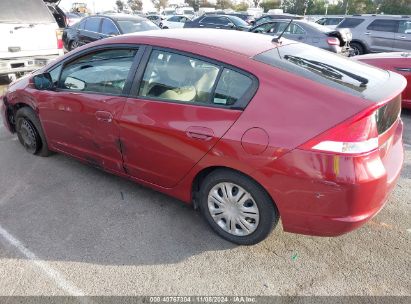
left=300, top=108, right=380, bottom=154
left=327, top=37, right=340, bottom=46
left=56, top=30, right=63, bottom=49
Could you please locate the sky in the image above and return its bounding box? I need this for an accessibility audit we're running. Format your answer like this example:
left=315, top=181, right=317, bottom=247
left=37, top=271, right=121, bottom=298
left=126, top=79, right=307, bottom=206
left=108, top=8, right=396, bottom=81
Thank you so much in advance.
left=59, top=0, right=155, bottom=13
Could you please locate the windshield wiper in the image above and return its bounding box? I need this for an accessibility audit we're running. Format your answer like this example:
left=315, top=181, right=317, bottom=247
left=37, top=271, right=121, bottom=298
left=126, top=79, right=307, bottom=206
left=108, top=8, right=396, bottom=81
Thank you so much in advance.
left=284, top=55, right=369, bottom=87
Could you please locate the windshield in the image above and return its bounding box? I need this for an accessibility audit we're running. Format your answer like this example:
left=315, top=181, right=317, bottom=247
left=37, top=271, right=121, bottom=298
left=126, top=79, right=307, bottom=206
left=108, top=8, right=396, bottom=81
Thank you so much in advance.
left=229, top=16, right=249, bottom=27
left=254, top=43, right=389, bottom=97
left=0, top=0, right=55, bottom=23
left=117, top=19, right=159, bottom=33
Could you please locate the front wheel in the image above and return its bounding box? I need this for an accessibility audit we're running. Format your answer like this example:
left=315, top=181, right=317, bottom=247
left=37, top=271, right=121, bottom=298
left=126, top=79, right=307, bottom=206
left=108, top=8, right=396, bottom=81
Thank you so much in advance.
left=15, top=107, right=52, bottom=157
left=199, top=169, right=279, bottom=245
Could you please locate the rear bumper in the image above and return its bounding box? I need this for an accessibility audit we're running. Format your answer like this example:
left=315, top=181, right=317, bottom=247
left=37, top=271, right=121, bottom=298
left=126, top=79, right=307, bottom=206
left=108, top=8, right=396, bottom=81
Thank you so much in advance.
left=264, top=120, right=404, bottom=237
left=0, top=54, right=61, bottom=76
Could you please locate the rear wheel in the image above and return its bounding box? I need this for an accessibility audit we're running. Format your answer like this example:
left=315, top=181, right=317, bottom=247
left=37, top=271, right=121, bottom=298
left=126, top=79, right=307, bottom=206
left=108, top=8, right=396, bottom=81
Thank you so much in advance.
left=350, top=42, right=365, bottom=56
left=199, top=169, right=279, bottom=245
left=15, top=107, right=52, bottom=157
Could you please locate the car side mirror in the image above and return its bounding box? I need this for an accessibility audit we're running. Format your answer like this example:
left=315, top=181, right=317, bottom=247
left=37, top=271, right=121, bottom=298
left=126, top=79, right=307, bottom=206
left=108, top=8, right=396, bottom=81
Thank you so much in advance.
left=33, top=73, right=53, bottom=90
left=228, top=23, right=235, bottom=28
left=64, top=76, right=85, bottom=91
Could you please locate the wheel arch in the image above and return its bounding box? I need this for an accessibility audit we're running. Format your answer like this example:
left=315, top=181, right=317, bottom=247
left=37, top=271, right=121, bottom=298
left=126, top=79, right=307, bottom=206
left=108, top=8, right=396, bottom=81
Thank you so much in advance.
left=6, top=102, right=35, bottom=132
left=351, top=39, right=368, bottom=54
left=191, top=165, right=280, bottom=216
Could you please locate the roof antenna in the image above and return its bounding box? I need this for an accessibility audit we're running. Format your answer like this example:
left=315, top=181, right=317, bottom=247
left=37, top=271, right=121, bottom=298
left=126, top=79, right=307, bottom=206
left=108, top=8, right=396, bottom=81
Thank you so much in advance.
left=272, top=19, right=293, bottom=43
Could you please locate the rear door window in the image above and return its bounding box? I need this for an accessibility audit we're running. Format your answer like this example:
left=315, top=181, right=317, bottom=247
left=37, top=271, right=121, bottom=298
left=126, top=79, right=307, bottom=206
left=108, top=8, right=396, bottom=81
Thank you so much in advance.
left=276, top=23, right=305, bottom=35
left=137, top=50, right=256, bottom=107
left=367, top=19, right=399, bottom=32
left=338, top=18, right=364, bottom=28
left=101, top=18, right=119, bottom=35
left=85, top=17, right=101, bottom=32
left=138, top=50, right=220, bottom=104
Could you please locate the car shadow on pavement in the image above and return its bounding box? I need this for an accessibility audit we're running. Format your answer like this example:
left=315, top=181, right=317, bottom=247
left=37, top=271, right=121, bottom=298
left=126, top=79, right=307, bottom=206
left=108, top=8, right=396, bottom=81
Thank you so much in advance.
left=0, top=132, right=236, bottom=266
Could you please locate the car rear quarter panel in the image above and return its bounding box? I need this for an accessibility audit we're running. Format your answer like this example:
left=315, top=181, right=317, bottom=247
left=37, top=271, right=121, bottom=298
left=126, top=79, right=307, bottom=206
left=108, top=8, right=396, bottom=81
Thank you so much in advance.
left=171, top=59, right=376, bottom=203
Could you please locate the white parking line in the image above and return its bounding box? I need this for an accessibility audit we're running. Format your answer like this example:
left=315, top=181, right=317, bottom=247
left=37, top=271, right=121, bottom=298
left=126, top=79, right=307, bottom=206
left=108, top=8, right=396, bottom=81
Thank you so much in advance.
left=0, top=224, right=85, bottom=297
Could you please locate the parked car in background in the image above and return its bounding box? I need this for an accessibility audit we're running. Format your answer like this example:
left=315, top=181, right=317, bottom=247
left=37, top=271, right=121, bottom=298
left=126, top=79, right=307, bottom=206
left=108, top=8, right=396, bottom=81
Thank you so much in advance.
left=146, top=14, right=163, bottom=26
left=315, top=16, right=344, bottom=29
left=354, top=52, right=411, bottom=109
left=63, top=14, right=159, bottom=51
left=184, top=15, right=251, bottom=31
left=160, top=15, right=192, bottom=29
left=0, top=0, right=64, bottom=80
left=337, top=15, right=411, bottom=55
left=2, top=29, right=406, bottom=245
left=250, top=20, right=351, bottom=55
left=175, top=6, right=195, bottom=18
left=252, top=13, right=303, bottom=26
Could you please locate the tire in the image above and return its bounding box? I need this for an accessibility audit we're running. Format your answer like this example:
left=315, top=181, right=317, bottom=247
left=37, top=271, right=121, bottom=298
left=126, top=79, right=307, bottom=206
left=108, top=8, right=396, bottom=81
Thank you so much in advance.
left=69, top=40, right=79, bottom=51
left=199, top=169, right=279, bottom=245
left=350, top=42, right=365, bottom=56
left=15, top=107, right=52, bottom=157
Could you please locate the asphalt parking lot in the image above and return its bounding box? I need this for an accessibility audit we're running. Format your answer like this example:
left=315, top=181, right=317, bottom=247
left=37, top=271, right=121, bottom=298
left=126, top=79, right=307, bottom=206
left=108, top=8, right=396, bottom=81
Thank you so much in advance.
left=0, top=79, right=410, bottom=296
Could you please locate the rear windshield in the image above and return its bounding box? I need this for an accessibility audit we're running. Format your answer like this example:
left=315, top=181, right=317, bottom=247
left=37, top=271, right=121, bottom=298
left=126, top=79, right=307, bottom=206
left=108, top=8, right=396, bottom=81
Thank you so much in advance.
left=254, top=44, right=389, bottom=98
left=117, top=19, right=158, bottom=33
left=0, top=0, right=55, bottom=24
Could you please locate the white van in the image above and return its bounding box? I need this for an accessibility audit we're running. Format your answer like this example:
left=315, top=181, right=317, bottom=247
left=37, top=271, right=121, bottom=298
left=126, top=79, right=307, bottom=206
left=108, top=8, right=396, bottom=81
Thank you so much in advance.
left=0, top=0, right=64, bottom=80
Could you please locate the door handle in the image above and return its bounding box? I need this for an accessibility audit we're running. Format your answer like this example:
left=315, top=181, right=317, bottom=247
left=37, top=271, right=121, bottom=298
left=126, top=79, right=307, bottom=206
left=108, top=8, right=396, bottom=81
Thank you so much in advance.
left=186, top=126, right=214, bottom=141
left=95, top=111, right=113, bottom=123
left=364, top=32, right=371, bottom=35
left=399, top=36, right=406, bottom=39
left=199, top=24, right=204, bottom=27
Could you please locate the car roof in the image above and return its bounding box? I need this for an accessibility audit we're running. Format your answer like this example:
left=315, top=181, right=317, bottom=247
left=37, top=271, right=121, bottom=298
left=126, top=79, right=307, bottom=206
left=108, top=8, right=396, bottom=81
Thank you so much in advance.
left=106, top=28, right=286, bottom=57
left=346, top=14, right=410, bottom=19
left=96, top=14, right=147, bottom=22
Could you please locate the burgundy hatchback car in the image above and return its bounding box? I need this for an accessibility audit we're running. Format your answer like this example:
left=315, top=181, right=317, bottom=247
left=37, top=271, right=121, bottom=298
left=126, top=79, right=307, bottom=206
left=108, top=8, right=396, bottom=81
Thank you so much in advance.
left=354, top=52, right=411, bottom=109
left=1, top=29, right=406, bottom=245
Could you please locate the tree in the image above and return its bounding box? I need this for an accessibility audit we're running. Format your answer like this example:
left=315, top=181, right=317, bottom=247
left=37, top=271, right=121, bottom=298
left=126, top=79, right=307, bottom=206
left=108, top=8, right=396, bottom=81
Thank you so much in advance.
left=235, top=2, right=250, bottom=11
left=216, top=0, right=234, bottom=10
left=376, top=0, right=411, bottom=14
left=151, top=0, right=169, bottom=10
left=116, top=0, right=125, bottom=12
left=128, top=0, right=143, bottom=12
left=260, top=0, right=281, bottom=12
left=281, top=0, right=312, bottom=15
